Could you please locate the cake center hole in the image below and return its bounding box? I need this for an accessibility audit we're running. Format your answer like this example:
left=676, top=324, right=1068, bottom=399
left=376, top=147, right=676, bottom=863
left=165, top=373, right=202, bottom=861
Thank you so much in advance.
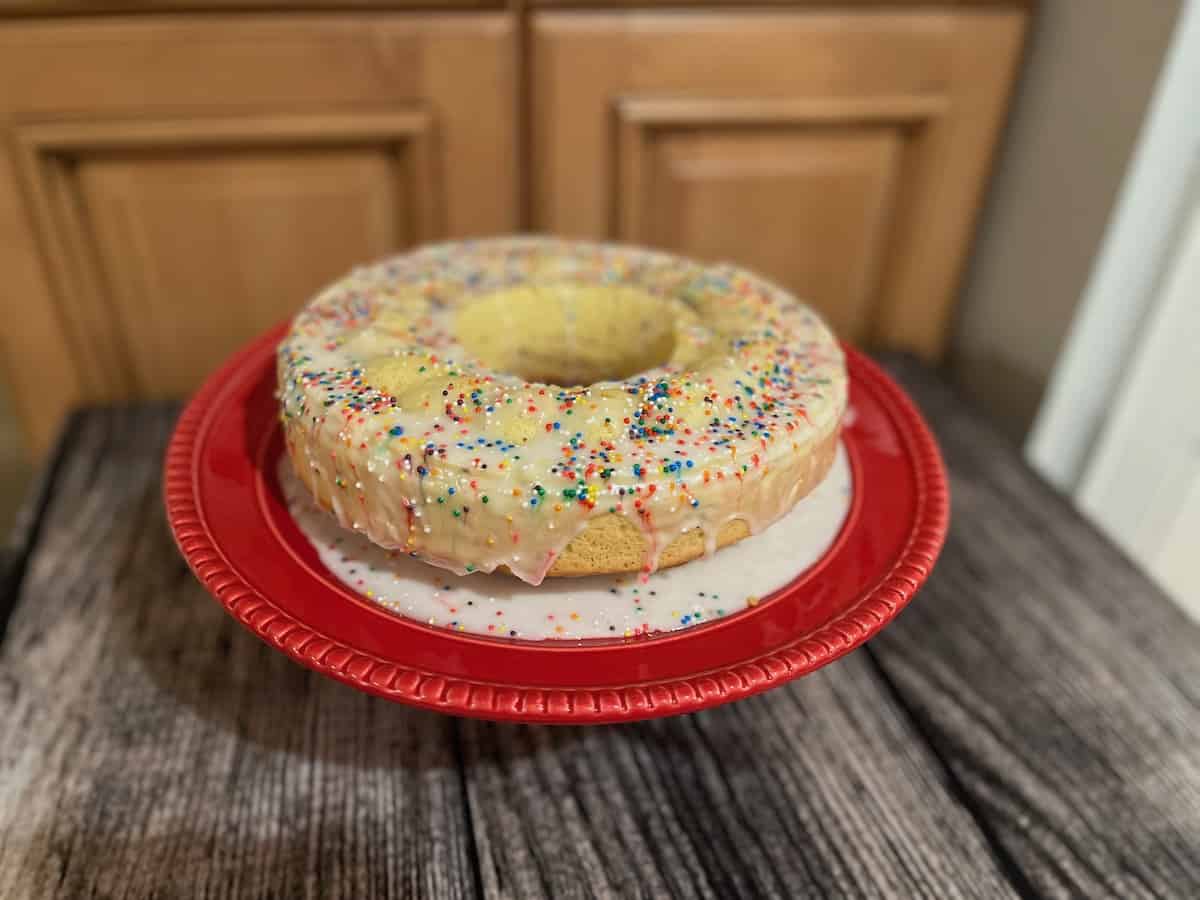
left=455, top=284, right=677, bottom=385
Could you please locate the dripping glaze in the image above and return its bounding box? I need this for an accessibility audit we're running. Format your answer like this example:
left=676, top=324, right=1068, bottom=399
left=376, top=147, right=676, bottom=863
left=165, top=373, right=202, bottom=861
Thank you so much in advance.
left=277, top=238, right=847, bottom=585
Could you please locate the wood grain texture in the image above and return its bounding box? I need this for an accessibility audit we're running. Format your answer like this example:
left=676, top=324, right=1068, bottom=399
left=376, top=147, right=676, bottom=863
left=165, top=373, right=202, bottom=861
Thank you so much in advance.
left=0, top=403, right=1019, bottom=898
left=0, top=411, right=76, bottom=638
left=0, top=0, right=1032, bottom=16
left=2, top=357, right=1198, bottom=898
left=0, top=0, right=497, bottom=16
left=531, top=0, right=1029, bottom=5
left=460, top=661, right=1018, bottom=900
left=0, top=6, right=1026, bottom=455
left=0, top=408, right=477, bottom=899
left=532, top=9, right=1026, bottom=362
left=16, top=111, right=441, bottom=402
left=0, top=133, right=81, bottom=459
left=870, top=357, right=1200, bottom=899
left=0, top=13, right=517, bottom=456
left=624, top=125, right=902, bottom=342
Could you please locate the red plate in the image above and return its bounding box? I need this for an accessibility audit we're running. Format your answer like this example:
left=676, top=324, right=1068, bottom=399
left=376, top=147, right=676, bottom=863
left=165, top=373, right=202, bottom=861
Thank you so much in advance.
left=165, top=325, right=948, bottom=723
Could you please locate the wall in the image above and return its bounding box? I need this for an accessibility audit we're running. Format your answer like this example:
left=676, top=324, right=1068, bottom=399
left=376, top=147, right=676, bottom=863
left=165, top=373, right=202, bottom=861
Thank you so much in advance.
left=950, top=0, right=1182, bottom=442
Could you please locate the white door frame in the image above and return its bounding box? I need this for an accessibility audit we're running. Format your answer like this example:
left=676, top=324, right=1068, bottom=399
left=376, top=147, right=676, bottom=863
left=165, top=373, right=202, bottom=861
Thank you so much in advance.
left=1026, top=0, right=1200, bottom=492
left=1075, top=173, right=1200, bottom=608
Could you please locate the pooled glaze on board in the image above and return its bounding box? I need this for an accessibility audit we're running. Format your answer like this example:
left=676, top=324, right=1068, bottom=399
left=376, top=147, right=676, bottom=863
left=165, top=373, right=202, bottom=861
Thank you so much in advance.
left=278, top=238, right=846, bottom=585
left=280, top=444, right=852, bottom=640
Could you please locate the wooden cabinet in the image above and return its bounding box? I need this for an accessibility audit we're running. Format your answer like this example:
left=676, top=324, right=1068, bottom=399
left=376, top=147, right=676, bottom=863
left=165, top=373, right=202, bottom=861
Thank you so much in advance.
left=0, top=14, right=517, bottom=453
left=0, top=5, right=1025, bottom=456
left=532, top=10, right=1025, bottom=355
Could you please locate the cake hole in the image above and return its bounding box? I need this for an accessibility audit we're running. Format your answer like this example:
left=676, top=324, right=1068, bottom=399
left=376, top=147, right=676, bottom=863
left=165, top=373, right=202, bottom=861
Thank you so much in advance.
left=455, top=283, right=677, bottom=385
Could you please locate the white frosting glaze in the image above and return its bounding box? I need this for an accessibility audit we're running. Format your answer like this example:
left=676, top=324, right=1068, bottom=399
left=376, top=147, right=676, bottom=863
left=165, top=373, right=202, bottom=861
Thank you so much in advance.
left=280, top=444, right=853, bottom=640
left=277, top=238, right=847, bottom=585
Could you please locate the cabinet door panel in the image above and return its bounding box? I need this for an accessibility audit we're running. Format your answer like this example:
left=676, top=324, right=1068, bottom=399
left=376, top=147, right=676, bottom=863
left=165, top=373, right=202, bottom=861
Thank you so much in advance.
left=0, top=15, right=516, bottom=454
left=638, top=128, right=901, bottom=341
left=533, top=11, right=1025, bottom=358
left=80, top=146, right=405, bottom=397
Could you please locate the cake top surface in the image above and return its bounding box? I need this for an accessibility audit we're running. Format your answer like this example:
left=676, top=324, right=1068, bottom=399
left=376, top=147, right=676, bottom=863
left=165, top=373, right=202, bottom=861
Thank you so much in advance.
left=277, top=237, right=846, bottom=583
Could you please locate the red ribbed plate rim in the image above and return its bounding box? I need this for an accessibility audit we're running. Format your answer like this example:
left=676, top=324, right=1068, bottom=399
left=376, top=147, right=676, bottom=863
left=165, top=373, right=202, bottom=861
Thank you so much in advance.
left=165, top=325, right=948, bottom=723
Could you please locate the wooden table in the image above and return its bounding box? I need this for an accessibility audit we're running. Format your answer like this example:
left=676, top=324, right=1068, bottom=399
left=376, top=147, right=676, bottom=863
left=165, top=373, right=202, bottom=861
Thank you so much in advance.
left=1, top=358, right=1197, bottom=899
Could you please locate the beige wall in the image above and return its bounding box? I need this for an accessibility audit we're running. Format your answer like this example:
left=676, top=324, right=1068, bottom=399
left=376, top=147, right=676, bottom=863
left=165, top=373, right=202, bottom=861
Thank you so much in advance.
left=951, top=0, right=1181, bottom=441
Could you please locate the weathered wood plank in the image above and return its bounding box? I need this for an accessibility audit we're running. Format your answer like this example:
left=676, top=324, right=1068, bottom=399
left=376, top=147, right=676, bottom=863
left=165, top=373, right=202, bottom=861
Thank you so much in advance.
left=0, top=410, right=77, bottom=638
left=0, top=408, right=477, bottom=900
left=871, top=357, right=1200, bottom=899
left=0, top=403, right=1025, bottom=899
left=6, top=355, right=1199, bottom=899
left=459, top=654, right=1020, bottom=900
